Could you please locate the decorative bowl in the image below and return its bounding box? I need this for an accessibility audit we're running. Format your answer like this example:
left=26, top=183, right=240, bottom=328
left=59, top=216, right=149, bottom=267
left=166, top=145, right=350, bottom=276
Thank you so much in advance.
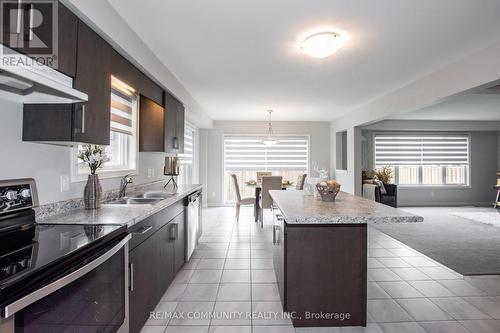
left=316, top=180, right=341, bottom=202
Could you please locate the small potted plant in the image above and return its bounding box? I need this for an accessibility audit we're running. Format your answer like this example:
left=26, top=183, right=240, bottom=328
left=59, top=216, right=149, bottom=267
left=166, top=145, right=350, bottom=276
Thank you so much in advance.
left=374, top=166, right=393, bottom=185
left=78, top=145, right=109, bottom=209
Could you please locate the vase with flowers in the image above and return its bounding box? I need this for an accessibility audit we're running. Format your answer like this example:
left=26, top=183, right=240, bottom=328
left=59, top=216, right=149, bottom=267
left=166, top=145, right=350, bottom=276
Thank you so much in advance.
left=78, top=145, right=109, bottom=209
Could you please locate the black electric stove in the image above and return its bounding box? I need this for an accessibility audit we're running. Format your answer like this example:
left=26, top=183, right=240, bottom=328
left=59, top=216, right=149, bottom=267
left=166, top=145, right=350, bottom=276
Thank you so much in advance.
left=0, top=179, right=127, bottom=308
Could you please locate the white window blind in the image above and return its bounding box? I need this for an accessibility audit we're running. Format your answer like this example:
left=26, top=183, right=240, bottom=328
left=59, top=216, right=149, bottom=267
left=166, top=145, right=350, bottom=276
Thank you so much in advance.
left=179, top=122, right=195, bottom=165
left=110, top=86, right=135, bottom=136
left=374, top=134, right=469, bottom=186
left=375, top=135, right=469, bottom=166
left=224, top=135, right=309, bottom=172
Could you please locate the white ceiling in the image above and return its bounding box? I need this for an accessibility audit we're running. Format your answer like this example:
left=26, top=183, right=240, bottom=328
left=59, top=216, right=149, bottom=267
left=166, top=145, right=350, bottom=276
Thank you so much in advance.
left=107, top=0, right=500, bottom=121
left=391, top=93, right=500, bottom=121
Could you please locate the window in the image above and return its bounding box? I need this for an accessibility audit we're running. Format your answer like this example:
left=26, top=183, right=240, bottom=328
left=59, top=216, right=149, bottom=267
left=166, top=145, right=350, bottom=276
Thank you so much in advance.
left=223, top=135, right=309, bottom=203
left=73, top=76, right=138, bottom=180
left=374, top=134, right=469, bottom=186
left=178, top=122, right=196, bottom=184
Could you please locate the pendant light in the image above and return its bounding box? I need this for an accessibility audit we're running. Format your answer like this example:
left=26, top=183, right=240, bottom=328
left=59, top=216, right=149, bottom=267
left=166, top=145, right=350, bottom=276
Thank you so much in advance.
left=262, top=110, right=279, bottom=146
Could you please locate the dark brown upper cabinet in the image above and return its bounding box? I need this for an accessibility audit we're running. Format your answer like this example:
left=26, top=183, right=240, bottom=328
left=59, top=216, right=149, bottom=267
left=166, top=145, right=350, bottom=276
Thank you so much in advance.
left=139, top=95, right=165, bottom=152
left=56, top=2, right=78, bottom=77
left=110, top=49, right=163, bottom=106
left=164, top=92, right=185, bottom=154
left=23, top=19, right=111, bottom=145
left=73, top=20, right=111, bottom=145
left=139, top=92, right=185, bottom=153
left=1, top=2, right=78, bottom=77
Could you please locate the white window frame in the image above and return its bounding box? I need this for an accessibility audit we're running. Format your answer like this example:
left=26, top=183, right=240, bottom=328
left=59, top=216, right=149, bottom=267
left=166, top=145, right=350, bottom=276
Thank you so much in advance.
left=178, top=121, right=197, bottom=185
left=70, top=79, right=139, bottom=183
left=373, top=132, right=471, bottom=188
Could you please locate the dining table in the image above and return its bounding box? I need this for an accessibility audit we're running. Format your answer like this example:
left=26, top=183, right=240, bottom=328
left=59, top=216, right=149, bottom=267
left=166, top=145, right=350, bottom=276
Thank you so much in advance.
left=244, top=182, right=295, bottom=222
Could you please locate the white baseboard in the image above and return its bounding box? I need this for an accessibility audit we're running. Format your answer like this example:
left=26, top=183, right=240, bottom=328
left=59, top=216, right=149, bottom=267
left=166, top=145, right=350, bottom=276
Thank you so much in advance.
left=399, top=201, right=492, bottom=207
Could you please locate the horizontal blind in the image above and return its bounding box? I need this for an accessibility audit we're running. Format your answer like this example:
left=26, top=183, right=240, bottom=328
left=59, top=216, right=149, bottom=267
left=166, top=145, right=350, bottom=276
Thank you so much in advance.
left=224, top=135, right=309, bottom=171
left=375, top=134, right=469, bottom=165
left=110, top=86, right=135, bottom=136
left=179, top=122, right=195, bottom=165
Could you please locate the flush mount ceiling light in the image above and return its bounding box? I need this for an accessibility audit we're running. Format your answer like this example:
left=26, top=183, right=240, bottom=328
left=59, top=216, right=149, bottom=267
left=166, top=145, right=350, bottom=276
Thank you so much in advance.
left=262, top=110, right=279, bottom=146
left=300, top=32, right=346, bottom=58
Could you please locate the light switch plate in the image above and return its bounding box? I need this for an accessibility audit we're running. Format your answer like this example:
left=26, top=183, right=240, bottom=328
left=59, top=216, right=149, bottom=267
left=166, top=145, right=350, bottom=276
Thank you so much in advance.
left=60, top=175, right=70, bottom=192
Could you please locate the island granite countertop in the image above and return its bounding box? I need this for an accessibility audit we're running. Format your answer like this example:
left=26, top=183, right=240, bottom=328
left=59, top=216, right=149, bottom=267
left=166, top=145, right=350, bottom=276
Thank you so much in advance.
left=38, top=184, right=202, bottom=228
left=270, top=190, right=423, bottom=224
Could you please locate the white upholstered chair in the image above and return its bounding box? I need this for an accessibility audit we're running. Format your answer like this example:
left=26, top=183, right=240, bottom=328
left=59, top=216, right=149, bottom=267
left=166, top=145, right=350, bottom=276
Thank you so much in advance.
left=231, top=174, right=255, bottom=221
left=259, top=176, right=283, bottom=227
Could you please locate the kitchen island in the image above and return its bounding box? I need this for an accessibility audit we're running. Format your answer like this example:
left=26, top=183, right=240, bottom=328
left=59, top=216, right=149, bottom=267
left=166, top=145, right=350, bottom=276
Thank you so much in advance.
left=269, top=190, right=423, bottom=327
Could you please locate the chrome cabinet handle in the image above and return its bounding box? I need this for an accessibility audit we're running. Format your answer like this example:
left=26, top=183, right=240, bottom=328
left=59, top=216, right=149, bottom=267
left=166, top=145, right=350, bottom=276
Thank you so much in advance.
left=16, top=0, right=22, bottom=34
left=170, top=223, right=178, bottom=240
left=81, top=105, right=86, bottom=134
left=272, top=225, right=277, bottom=245
left=3, top=234, right=131, bottom=317
left=134, top=225, right=152, bottom=235
left=129, top=262, right=134, bottom=292
left=275, top=226, right=281, bottom=245
left=28, top=4, right=34, bottom=41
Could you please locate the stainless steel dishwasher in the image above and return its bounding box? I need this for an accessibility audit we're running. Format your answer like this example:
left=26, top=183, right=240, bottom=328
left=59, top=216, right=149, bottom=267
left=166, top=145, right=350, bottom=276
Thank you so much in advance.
left=184, top=191, right=201, bottom=261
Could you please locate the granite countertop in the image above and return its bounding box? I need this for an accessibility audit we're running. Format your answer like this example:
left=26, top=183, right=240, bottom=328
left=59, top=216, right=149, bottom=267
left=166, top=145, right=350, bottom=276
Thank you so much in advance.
left=38, top=184, right=202, bottom=228
left=269, top=190, right=423, bottom=224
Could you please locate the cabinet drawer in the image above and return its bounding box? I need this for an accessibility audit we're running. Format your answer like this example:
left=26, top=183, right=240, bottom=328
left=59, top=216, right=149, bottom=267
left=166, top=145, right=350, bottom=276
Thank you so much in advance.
left=128, top=200, right=183, bottom=250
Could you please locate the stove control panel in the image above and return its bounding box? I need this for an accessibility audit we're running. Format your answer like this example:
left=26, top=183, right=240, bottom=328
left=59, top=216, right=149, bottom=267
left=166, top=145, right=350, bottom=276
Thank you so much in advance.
left=0, top=178, right=38, bottom=215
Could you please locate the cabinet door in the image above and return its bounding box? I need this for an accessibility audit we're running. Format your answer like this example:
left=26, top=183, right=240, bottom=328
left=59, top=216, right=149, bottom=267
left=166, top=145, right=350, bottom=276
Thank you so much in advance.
left=171, top=212, right=186, bottom=274
left=56, top=2, right=78, bottom=77
left=272, top=210, right=286, bottom=309
left=110, top=49, right=163, bottom=105
left=156, top=222, right=175, bottom=297
left=176, top=102, right=185, bottom=154
left=163, top=92, right=178, bottom=154
left=73, top=20, right=111, bottom=145
left=139, top=95, right=165, bottom=152
left=129, top=233, right=159, bottom=333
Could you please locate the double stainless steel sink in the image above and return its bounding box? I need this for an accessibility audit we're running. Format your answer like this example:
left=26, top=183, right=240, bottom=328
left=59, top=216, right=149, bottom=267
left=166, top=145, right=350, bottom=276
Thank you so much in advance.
left=104, top=191, right=176, bottom=206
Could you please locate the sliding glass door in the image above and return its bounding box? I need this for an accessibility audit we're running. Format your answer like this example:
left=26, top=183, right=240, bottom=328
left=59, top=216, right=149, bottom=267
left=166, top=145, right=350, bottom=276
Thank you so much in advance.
left=223, top=135, right=309, bottom=203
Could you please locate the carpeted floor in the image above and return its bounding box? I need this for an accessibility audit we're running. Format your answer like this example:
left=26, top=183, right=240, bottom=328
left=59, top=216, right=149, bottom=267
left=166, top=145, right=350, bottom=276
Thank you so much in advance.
left=372, top=207, right=500, bottom=276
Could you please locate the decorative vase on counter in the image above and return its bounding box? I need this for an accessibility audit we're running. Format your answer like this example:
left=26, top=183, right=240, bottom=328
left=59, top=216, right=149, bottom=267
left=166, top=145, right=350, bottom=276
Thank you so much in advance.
left=84, top=174, right=102, bottom=210
left=316, top=179, right=341, bottom=202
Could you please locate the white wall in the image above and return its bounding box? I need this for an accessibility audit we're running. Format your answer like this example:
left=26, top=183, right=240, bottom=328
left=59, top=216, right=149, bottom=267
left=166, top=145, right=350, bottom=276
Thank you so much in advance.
left=360, top=120, right=500, bottom=206
left=0, top=94, right=170, bottom=205
left=200, top=121, right=331, bottom=206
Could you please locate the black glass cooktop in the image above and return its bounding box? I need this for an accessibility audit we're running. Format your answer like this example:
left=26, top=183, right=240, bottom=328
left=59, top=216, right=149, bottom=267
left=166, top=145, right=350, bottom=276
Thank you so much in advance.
left=0, top=222, right=125, bottom=294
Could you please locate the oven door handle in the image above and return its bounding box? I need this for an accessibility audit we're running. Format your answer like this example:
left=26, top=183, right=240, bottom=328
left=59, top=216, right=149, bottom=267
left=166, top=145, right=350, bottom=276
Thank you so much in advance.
left=2, top=234, right=131, bottom=318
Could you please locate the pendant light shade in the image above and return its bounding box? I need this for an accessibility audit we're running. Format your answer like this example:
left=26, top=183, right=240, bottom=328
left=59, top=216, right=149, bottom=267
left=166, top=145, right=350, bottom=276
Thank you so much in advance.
left=262, top=110, right=278, bottom=146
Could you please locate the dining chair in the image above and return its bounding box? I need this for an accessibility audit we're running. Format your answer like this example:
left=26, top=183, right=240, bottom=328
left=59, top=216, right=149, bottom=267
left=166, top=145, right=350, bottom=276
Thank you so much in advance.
left=259, top=176, right=283, bottom=227
left=296, top=173, right=307, bottom=190
left=231, top=174, right=255, bottom=221
left=256, top=171, right=272, bottom=184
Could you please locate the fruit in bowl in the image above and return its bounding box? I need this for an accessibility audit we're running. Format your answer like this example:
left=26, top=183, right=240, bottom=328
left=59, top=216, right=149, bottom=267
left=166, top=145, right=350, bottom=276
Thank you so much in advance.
left=282, top=180, right=293, bottom=186
left=245, top=179, right=257, bottom=185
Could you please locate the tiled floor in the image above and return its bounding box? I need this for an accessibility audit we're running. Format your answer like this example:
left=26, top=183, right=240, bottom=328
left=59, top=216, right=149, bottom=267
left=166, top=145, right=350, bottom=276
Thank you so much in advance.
left=142, top=207, right=500, bottom=333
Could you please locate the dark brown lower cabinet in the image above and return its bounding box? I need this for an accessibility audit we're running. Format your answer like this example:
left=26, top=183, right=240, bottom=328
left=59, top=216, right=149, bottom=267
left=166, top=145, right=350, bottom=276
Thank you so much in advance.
left=272, top=207, right=367, bottom=327
left=172, top=212, right=186, bottom=274
left=129, top=227, right=167, bottom=333
left=129, top=208, right=186, bottom=333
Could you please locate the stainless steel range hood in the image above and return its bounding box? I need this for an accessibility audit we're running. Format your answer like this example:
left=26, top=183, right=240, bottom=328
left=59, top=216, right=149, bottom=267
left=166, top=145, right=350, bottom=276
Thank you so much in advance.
left=0, top=45, right=88, bottom=103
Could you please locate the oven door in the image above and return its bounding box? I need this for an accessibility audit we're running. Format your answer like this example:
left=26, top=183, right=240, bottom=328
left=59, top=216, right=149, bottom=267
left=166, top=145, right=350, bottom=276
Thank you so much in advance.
left=0, top=234, right=131, bottom=333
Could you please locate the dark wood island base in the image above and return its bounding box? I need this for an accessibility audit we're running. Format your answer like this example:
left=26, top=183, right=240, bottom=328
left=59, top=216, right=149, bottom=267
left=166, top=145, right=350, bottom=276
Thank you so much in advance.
left=272, top=209, right=367, bottom=327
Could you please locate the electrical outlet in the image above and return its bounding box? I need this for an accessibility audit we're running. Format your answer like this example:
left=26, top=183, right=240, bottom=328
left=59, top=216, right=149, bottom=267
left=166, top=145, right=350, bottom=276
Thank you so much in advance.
left=60, top=175, right=70, bottom=192
left=147, top=168, right=152, bottom=178
left=152, top=168, right=155, bottom=177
